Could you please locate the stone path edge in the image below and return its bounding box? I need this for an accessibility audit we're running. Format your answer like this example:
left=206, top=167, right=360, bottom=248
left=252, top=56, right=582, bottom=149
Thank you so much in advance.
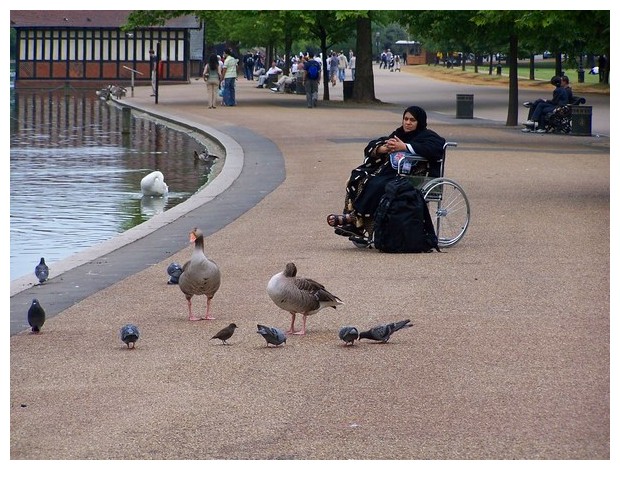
left=9, top=102, right=286, bottom=335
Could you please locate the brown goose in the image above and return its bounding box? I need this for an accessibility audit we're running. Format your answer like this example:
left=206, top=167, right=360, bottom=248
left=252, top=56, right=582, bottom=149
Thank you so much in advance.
left=267, top=262, right=344, bottom=335
left=178, top=227, right=221, bottom=321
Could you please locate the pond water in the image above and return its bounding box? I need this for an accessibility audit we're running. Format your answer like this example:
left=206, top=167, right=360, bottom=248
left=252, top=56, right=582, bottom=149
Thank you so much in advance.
left=10, top=88, right=223, bottom=281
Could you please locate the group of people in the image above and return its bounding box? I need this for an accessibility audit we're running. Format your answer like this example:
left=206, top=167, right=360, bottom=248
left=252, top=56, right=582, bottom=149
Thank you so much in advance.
left=202, top=48, right=239, bottom=108
left=249, top=50, right=323, bottom=108
left=200, top=48, right=358, bottom=110
left=378, top=49, right=401, bottom=71
left=327, top=50, right=356, bottom=85
left=521, top=75, right=573, bottom=133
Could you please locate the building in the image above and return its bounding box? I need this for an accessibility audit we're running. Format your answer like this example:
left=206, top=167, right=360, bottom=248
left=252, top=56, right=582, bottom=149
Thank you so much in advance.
left=393, top=40, right=431, bottom=65
left=10, top=10, right=202, bottom=89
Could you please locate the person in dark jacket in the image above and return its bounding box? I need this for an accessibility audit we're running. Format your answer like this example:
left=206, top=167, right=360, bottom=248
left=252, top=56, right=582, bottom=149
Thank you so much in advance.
left=522, top=76, right=569, bottom=133
left=326, top=105, right=445, bottom=237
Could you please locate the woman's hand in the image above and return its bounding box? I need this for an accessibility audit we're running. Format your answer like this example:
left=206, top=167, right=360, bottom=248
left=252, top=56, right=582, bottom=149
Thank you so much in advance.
left=386, top=136, right=405, bottom=153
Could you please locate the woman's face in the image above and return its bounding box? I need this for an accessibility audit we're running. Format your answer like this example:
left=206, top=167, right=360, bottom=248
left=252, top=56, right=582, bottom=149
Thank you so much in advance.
left=402, top=113, right=418, bottom=133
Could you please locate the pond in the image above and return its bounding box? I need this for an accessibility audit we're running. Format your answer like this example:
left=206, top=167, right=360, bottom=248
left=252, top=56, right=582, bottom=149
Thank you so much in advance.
left=10, top=88, right=223, bottom=281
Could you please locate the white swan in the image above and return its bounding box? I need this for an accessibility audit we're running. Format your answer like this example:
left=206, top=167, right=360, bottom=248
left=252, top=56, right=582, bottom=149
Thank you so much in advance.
left=140, top=171, right=168, bottom=197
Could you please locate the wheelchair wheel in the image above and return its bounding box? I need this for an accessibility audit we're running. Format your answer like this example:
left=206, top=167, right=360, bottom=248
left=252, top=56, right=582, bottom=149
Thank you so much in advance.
left=421, top=177, right=470, bottom=247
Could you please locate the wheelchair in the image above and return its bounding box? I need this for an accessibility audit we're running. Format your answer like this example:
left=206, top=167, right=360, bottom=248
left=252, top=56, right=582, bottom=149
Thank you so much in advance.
left=350, top=142, right=471, bottom=249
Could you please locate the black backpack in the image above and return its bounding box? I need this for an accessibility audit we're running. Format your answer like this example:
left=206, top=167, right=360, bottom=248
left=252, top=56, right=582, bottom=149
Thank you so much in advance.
left=372, top=177, right=440, bottom=253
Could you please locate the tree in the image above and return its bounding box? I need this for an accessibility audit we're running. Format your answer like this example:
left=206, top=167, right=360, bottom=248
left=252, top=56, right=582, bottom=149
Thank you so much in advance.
left=472, top=11, right=523, bottom=126
left=126, top=10, right=386, bottom=103
left=402, top=10, right=609, bottom=126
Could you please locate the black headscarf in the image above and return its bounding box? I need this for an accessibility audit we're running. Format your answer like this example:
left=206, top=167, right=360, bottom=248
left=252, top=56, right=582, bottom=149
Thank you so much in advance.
left=365, top=105, right=444, bottom=161
left=391, top=105, right=428, bottom=142
left=353, top=106, right=445, bottom=215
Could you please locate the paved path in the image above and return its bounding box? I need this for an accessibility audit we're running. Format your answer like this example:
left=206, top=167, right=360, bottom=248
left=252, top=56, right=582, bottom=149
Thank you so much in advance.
left=9, top=66, right=611, bottom=470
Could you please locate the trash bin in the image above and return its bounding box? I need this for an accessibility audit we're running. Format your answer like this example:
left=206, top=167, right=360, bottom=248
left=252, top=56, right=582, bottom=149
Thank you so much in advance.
left=571, top=105, right=592, bottom=136
left=496, top=64, right=502, bottom=75
left=456, top=94, right=474, bottom=119
left=343, top=80, right=354, bottom=101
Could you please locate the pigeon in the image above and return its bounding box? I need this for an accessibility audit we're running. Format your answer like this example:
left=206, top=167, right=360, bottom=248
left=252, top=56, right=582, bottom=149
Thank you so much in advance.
left=178, top=227, right=221, bottom=321
left=27, top=299, right=46, bottom=333
left=96, top=85, right=111, bottom=100
left=35, top=257, right=49, bottom=283
left=109, top=85, right=127, bottom=99
left=267, top=262, right=344, bottom=335
left=338, top=326, right=359, bottom=346
left=358, top=319, right=412, bottom=343
left=167, top=262, right=183, bottom=285
left=120, top=324, right=140, bottom=349
left=211, top=323, right=238, bottom=345
left=257, top=324, right=287, bottom=347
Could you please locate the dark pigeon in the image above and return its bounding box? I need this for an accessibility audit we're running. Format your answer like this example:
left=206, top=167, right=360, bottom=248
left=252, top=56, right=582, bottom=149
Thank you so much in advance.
left=358, top=319, right=412, bottom=343
left=120, top=324, right=140, bottom=349
left=211, top=323, right=238, bottom=345
left=167, top=262, right=183, bottom=285
left=27, top=299, right=46, bottom=333
left=338, top=326, right=359, bottom=346
left=35, top=257, right=49, bottom=283
left=257, top=324, right=287, bottom=347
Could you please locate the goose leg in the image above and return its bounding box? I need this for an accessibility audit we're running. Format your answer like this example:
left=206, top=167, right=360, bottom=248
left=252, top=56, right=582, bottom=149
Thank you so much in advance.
left=287, top=313, right=297, bottom=334
left=292, top=314, right=308, bottom=335
left=187, top=298, right=201, bottom=321
left=204, top=298, right=216, bottom=321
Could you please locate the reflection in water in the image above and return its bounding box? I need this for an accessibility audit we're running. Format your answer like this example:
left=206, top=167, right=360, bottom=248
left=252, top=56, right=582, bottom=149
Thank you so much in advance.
left=140, top=195, right=167, bottom=216
left=10, top=89, right=223, bottom=281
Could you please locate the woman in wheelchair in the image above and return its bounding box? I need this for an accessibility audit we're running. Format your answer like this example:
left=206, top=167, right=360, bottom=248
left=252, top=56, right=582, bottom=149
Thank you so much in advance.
left=326, top=105, right=445, bottom=238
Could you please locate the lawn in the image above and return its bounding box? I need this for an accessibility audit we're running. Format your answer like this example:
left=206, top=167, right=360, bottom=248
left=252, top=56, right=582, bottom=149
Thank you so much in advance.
left=403, top=63, right=609, bottom=95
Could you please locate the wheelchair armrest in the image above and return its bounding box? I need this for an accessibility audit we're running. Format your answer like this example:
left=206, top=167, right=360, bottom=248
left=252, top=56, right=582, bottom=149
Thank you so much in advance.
left=397, top=155, right=427, bottom=175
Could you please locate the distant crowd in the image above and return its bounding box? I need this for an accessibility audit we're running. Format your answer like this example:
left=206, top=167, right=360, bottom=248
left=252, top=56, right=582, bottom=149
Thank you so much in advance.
left=201, top=48, right=359, bottom=108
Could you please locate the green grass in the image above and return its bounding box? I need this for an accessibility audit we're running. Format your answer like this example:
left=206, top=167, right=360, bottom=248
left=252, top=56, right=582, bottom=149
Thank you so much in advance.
left=515, top=66, right=601, bottom=85
left=460, top=64, right=602, bottom=86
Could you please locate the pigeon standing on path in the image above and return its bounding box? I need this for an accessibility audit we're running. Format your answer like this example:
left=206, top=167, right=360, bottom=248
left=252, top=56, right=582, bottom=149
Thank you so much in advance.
left=35, top=257, right=49, bottom=284
left=358, top=319, right=412, bottom=343
left=338, top=326, right=359, bottom=346
left=256, top=324, right=287, bottom=347
left=120, top=324, right=140, bottom=349
left=27, top=299, right=46, bottom=333
left=267, top=262, right=344, bottom=335
left=211, top=323, right=238, bottom=345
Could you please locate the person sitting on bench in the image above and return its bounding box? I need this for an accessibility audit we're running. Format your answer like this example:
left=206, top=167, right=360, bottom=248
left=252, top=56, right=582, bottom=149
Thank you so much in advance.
left=256, top=61, right=282, bottom=88
left=522, top=76, right=569, bottom=133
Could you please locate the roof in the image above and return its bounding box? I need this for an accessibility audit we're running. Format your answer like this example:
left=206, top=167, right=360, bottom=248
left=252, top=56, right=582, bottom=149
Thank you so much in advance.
left=10, top=10, right=200, bottom=29
left=395, top=40, right=420, bottom=45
